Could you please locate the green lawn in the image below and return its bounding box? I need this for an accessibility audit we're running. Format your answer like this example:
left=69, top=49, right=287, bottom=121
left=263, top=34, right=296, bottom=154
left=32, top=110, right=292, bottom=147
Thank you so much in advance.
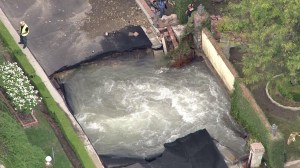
left=0, top=95, right=73, bottom=168
left=0, top=40, right=72, bottom=167
left=0, top=99, right=8, bottom=112
left=25, top=109, right=73, bottom=168
left=0, top=40, right=6, bottom=64
left=0, top=108, right=45, bottom=168
left=267, top=114, right=300, bottom=161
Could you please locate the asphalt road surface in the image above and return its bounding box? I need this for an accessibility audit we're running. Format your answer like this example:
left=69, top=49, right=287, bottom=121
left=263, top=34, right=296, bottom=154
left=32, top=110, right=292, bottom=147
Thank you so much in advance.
left=0, top=0, right=151, bottom=76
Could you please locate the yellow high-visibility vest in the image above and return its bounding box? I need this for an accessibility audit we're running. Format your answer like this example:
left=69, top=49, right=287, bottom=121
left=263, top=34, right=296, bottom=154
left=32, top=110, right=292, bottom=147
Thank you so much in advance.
left=20, top=24, right=29, bottom=36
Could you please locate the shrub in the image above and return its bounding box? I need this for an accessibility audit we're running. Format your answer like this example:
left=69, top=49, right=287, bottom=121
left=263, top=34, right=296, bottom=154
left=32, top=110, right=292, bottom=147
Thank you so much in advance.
left=276, top=77, right=293, bottom=99
left=231, top=80, right=284, bottom=168
left=166, top=38, right=191, bottom=59
left=217, top=16, right=248, bottom=33
left=266, top=138, right=285, bottom=167
left=0, top=62, right=41, bottom=113
left=276, top=76, right=300, bottom=101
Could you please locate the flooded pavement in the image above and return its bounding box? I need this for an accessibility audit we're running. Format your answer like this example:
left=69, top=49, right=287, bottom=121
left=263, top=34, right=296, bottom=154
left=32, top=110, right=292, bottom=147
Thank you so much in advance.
left=61, top=50, right=247, bottom=159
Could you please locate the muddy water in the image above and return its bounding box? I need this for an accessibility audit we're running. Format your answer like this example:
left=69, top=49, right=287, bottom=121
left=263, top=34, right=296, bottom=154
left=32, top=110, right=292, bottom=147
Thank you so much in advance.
left=61, top=50, right=246, bottom=159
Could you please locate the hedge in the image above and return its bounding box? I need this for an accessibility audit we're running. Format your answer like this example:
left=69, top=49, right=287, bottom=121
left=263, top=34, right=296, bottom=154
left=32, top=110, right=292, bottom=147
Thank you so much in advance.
left=0, top=21, right=96, bottom=168
left=231, top=80, right=285, bottom=168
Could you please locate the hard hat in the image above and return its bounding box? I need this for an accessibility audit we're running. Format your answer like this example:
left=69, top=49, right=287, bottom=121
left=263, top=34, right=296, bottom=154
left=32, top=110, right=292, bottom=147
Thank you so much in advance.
left=20, top=21, right=25, bottom=26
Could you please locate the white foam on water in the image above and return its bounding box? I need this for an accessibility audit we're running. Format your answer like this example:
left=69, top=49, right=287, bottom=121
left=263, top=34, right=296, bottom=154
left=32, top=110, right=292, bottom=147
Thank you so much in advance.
left=75, top=112, right=95, bottom=123
left=63, top=59, right=246, bottom=158
left=104, top=79, right=115, bottom=93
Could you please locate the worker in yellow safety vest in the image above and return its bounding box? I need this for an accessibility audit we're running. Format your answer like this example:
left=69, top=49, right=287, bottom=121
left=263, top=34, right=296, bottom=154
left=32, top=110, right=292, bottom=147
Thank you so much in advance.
left=18, top=21, right=29, bottom=49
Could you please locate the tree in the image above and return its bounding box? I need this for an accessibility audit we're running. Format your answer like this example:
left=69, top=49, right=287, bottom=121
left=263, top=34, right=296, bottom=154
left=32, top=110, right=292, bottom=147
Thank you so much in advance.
left=220, top=0, right=300, bottom=84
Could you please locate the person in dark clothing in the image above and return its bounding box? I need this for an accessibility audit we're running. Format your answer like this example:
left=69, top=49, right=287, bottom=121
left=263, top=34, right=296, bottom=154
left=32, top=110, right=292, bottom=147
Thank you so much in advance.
left=151, top=0, right=160, bottom=27
left=185, top=3, right=195, bottom=17
left=164, top=0, right=168, bottom=9
left=18, top=21, right=29, bottom=49
left=151, top=0, right=159, bottom=13
left=158, top=0, right=166, bottom=18
left=151, top=0, right=167, bottom=18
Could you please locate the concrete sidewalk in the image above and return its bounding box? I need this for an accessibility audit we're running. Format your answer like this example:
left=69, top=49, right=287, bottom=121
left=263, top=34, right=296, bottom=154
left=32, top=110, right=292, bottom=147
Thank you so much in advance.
left=0, top=7, right=104, bottom=168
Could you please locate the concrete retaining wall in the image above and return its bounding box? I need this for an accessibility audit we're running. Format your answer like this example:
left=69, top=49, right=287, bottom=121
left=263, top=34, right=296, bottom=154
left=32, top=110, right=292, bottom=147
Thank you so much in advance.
left=201, top=28, right=238, bottom=92
left=201, top=27, right=286, bottom=167
left=201, top=28, right=273, bottom=129
left=201, top=27, right=282, bottom=139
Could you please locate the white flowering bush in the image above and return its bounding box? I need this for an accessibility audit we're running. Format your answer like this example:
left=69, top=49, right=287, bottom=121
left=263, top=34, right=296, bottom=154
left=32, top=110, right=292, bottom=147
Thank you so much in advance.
left=0, top=62, right=41, bottom=114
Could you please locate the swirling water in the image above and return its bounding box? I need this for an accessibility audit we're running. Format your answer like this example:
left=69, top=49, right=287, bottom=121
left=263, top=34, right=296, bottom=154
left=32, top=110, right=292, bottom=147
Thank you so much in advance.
left=62, top=53, right=246, bottom=159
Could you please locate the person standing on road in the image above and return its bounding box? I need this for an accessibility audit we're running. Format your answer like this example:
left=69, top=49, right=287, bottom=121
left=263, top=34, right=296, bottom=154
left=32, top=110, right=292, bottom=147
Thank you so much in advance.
left=18, top=21, right=29, bottom=49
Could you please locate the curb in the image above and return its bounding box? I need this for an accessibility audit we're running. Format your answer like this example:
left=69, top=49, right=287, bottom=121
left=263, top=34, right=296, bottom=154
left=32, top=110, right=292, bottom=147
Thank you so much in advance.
left=265, top=75, right=300, bottom=111
left=135, top=0, right=159, bottom=34
left=285, top=160, right=300, bottom=168
left=0, top=7, right=104, bottom=168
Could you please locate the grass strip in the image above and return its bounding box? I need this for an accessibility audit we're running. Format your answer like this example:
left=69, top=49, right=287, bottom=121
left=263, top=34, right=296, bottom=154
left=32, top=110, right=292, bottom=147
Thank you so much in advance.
left=0, top=20, right=96, bottom=168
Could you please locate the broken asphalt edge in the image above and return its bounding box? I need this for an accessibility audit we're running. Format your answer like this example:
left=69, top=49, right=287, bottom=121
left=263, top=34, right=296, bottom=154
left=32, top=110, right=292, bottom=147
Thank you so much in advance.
left=0, top=7, right=104, bottom=168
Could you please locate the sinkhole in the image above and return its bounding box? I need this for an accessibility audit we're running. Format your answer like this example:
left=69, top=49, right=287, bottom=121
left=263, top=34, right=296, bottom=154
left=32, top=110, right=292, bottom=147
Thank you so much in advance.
left=59, top=49, right=246, bottom=162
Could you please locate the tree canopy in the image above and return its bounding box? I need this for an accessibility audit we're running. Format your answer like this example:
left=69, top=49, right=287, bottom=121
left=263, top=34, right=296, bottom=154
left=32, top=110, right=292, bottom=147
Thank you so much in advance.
left=221, top=0, right=300, bottom=83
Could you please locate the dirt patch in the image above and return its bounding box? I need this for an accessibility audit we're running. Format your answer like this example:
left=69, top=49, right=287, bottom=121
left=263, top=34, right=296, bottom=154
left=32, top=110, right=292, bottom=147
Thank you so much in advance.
left=229, top=47, right=300, bottom=121
left=229, top=47, right=244, bottom=77
left=15, top=112, right=38, bottom=128
left=81, top=0, right=151, bottom=37
left=38, top=103, right=83, bottom=168
left=0, top=89, right=38, bottom=128
left=252, top=83, right=300, bottom=120
left=0, top=40, right=13, bottom=62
